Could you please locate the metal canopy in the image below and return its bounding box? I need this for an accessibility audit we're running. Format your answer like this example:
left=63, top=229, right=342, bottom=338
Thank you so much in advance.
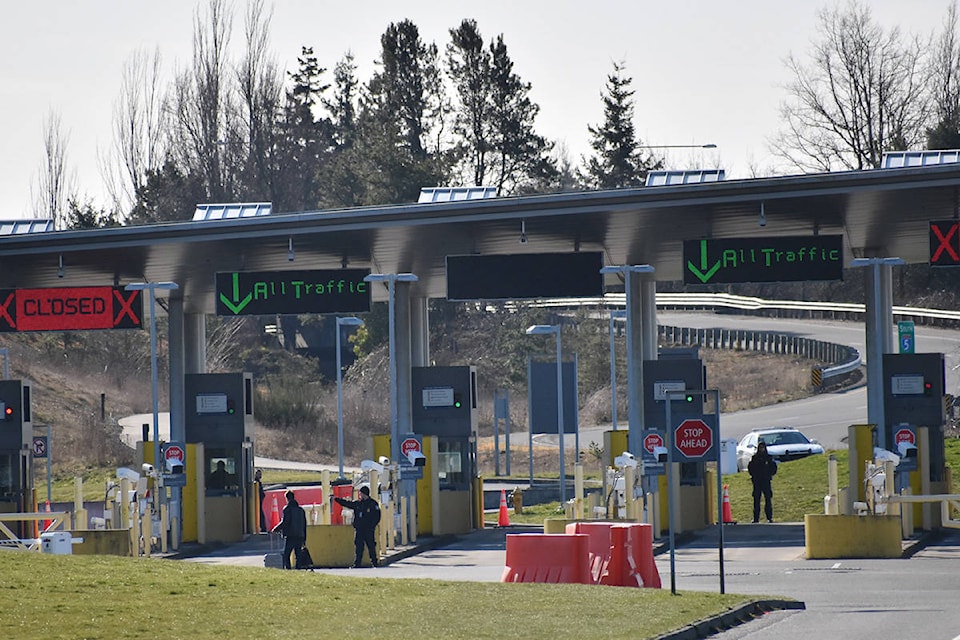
left=0, top=164, right=958, bottom=314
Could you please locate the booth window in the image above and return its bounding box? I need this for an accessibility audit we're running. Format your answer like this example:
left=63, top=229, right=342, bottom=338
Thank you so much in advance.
left=205, top=448, right=239, bottom=494
left=436, top=440, right=468, bottom=490
left=0, top=454, right=14, bottom=498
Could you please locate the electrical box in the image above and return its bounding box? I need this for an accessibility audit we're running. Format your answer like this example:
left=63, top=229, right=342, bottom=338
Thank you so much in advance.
left=882, top=353, right=946, bottom=480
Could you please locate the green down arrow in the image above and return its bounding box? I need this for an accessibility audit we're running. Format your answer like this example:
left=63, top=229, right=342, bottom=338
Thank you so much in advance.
left=686, top=239, right=723, bottom=284
left=219, top=273, right=252, bottom=314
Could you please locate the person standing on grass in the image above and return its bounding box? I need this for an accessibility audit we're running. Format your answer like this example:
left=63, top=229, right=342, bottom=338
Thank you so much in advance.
left=748, top=441, right=778, bottom=523
left=334, top=485, right=381, bottom=568
left=272, top=490, right=307, bottom=569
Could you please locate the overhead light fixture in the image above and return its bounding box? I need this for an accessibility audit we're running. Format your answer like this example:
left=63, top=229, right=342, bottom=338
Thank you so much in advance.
left=519, top=219, right=527, bottom=244
left=57, top=254, right=64, bottom=278
left=287, top=237, right=295, bottom=262
left=759, top=202, right=766, bottom=228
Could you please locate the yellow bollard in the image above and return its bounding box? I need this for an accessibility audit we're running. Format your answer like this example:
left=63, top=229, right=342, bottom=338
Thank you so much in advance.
left=512, top=488, right=523, bottom=515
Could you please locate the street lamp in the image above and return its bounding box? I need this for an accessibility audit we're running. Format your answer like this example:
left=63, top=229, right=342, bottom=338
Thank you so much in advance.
left=638, top=143, right=717, bottom=149
left=363, top=273, right=418, bottom=474
left=526, top=324, right=565, bottom=503
left=124, top=282, right=179, bottom=474
left=608, top=310, right=626, bottom=431
left=336, top=316, right=364, bottom=479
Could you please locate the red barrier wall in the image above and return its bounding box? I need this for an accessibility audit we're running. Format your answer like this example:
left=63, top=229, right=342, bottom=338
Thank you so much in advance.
left=501, top=534, right=592, bottom=584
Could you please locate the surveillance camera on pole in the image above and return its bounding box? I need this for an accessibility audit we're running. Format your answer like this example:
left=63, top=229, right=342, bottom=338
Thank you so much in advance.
left=406, top=450, right=427, bottom=467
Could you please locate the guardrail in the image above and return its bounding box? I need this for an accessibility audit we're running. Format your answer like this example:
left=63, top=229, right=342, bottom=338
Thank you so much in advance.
left=525, top=292, right=960, bottom=326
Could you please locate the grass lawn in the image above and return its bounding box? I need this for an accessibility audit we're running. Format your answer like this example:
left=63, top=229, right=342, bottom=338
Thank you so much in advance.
left=3, top=551, right=759, bottom=640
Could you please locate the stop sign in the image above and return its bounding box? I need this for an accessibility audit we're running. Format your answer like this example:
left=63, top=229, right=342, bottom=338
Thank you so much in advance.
left=643, top=432, right=664, bottom=454
left=674, top=418, right=713, bottom=459
left=894, top=428, right=915, bottom=446
left=400, top=437, right=421, bottom=457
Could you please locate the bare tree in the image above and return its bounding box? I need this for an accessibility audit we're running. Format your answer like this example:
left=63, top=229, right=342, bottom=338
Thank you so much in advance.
left=927, top=0, right=960, bottom=149
left=31, top=111, right=76, bottom=227
left=101, top=47, right=167, bottom=216
left=166, top=0, right=240, bottom=203
left=772, top=1, right=929, bottom=172
left=236, top=0, right=284, bottom=202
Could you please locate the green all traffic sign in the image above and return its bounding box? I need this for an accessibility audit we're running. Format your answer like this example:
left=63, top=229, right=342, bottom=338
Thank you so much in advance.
left=683, top=236, right=843, bottom=284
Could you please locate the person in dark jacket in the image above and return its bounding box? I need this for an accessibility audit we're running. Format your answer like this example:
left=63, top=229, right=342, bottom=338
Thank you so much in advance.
left=334, top=485, right=381, bottom=568
left=748, top=441, right=778, bottom=523
left=271, top=490, right=307, bottom=569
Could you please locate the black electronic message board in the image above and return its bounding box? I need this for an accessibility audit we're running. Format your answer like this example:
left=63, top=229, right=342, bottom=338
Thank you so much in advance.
left=446, top=252, right=604, bottom=300
left=215, top=269, right=370, bottom=316
left=682, top=236, right=843, bottom=284
left=0, top=286, right=142, bottom=332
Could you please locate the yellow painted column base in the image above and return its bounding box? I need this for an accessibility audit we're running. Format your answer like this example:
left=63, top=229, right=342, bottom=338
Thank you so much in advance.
left=805, top=514, right=902, bottom=559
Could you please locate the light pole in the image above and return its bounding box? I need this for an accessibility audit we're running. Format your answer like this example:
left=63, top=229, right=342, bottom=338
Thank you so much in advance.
left=526, top=324, right=565, bottom=503
left=124, top=282, right=179, bottom=473
left=608, top=310, right=626, bottom=431
left=363, top=273, right=418, bottom=473
left=336, top=316, right=364, bottom=479
left=638, top=143, right=717, bottom=149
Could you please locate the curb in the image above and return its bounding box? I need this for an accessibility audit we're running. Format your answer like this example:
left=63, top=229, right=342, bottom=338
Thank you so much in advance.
left=654, top=599, right=806, bottom=640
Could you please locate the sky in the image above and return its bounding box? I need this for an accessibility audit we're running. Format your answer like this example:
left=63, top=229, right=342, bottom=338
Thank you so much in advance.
left=0, top=0, right=955, bottom=218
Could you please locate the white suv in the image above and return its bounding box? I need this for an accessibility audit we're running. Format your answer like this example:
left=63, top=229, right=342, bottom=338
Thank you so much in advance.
left=736, top=427, right=824, bottom=472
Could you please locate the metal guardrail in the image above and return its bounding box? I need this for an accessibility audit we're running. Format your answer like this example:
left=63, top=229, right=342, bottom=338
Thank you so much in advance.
left=526, top=292, right=960, bottom=324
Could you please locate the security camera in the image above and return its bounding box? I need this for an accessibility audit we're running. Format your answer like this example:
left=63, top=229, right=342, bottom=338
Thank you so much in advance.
left=378, top=456, right=391, bottom=466
left=141, top=463, right=155, bottom=475
left=873, top=447, right=900, bottom=466
left=652, top=446, right=669, bottom=463
left=621, top=451, right=635, bottom=460
left=614, top=454, right=638, bottom=469
left=897, top=442, right=917, bottom=459
left=361, top=459, right=385, bottom=473
left=406, top=450, right=427, bottom=467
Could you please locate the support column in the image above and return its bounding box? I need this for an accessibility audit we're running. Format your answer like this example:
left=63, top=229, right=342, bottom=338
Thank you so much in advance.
left=167, top=293, right=185, bottom=444
left=395, top=284, right=414, bottom=437
left=184, top=314, right=207, bottom=375
left=410, top=296, right=430, bottom=367
left=626, top=272, right=645, bottom=454
left=862, top=259, right=898, bottom=451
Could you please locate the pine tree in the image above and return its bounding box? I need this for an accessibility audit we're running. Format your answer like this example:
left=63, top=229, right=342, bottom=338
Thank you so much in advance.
left=582, top=61, right=658, bottom=189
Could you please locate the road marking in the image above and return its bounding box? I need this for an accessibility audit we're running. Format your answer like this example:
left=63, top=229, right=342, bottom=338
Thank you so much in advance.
left=832, top=562, right=842, bottom=569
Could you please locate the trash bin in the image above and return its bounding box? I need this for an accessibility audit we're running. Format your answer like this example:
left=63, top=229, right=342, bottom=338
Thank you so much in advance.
left=40, top=531, right=72, bottom=555
left=331, top=479, right=354, bottom=525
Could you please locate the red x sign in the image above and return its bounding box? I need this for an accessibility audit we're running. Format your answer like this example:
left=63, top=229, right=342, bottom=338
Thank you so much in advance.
left=930, top=220, right=960, bottom=265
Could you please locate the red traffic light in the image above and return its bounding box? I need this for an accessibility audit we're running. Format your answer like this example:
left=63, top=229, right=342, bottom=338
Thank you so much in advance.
left=4, top=406, right=12, bottom=418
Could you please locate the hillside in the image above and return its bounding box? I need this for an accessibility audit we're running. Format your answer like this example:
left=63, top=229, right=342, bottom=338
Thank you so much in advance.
left=0, top=304, right=823, bottom=480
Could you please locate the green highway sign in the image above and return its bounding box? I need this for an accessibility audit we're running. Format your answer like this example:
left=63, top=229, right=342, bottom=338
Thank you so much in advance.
left=683, top=235, right=843, bottom=284
left=215, top=269, right=370, bottom=316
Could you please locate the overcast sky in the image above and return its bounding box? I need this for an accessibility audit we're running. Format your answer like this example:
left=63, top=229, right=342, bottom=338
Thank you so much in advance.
left=0, top=0, right=953, bottom=218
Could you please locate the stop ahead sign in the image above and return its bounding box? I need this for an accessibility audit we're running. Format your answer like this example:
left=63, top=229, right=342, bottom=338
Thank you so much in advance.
left=673, top=418, right=716, bottom=460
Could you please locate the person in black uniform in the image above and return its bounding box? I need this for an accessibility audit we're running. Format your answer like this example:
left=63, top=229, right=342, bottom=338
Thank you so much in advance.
left=334, top=485, right=381, bottom=568
left=748, top=441, right=778, bottom=523
left=271, top=490, right=307, bottom=569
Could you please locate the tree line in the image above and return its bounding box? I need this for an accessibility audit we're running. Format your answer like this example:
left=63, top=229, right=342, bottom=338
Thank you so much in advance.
left=34, top=0, right=960, bottom=230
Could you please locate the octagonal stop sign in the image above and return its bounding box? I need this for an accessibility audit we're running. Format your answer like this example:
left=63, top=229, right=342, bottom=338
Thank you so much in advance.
left=894, top=428, right=915, bottom=447
left=643, top=432, right=664, bottom=455
left=674, top=418, right=715, bottom=460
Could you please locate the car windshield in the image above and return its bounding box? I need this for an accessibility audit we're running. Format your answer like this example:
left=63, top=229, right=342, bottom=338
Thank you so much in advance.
left=759, top=431, right=810, bottom=446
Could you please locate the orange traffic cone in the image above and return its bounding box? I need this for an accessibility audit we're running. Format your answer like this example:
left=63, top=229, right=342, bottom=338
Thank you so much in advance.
left=722, top=484, right=735, bottom=524
left=498, top=489, right=510, bottom=527
left=269, top=495, right=281, bottom=531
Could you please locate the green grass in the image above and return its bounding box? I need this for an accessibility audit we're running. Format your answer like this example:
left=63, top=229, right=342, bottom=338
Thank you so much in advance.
left=2, top=551, right=758, bottom=640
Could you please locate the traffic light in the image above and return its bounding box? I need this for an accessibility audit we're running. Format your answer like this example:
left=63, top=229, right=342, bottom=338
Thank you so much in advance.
left=924, top=380, right=934, bottom=396
left=227, top=398, right=236, bottom=414
left=453, top=392, right=463, bottom=409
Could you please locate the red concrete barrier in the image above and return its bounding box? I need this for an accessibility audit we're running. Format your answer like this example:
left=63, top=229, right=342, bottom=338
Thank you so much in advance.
left=264, top=487, right=326, bottom=527
left=564, top=521, right=661, bottom=588
left=501, top=534, right=592, bottom=584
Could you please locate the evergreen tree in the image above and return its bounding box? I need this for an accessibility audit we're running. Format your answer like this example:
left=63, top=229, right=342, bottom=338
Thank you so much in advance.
left=447, top=19, right=492, bottom=186
left=361, top=20, right=447, bottom=204
left=582, top=61, right=658, bottom=189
